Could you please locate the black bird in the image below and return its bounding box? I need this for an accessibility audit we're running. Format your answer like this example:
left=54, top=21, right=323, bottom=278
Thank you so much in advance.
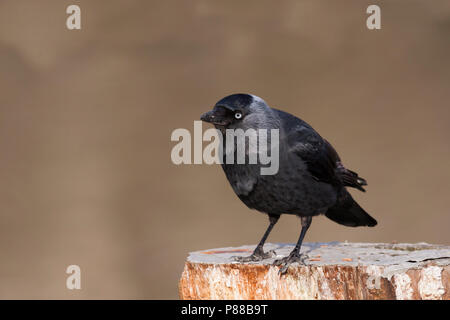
left=200, top=94, right=377, bottom=274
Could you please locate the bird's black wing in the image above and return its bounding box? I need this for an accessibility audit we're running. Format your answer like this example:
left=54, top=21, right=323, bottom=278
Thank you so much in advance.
left=287, top=125, right=340, bottom=185
left=277, top=109, right=367, bottom=191
left=320, top=137, right=367, bottom=191
left=335, top=162, right=367, bottom=192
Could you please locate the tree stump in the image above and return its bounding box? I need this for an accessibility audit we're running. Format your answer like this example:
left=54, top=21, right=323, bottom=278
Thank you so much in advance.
left=179, top=242, right=450, bottom=300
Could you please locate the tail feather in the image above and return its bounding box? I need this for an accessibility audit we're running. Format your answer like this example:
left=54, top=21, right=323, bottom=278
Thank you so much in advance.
left=325, top=189, right=377, bottom=227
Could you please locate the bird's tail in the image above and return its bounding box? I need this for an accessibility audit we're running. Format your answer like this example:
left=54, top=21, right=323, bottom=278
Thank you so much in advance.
left=325, top=189, right=377, bottom=227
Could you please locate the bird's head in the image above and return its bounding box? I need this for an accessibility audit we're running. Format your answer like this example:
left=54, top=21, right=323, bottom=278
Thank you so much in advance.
left=200, top=93, right=275, bottom=131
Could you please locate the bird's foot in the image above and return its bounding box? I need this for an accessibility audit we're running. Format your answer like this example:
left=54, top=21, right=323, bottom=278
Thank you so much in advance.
left=273, top=251, right=308, bottom=275
left=232, top=247, right=276, bottom=263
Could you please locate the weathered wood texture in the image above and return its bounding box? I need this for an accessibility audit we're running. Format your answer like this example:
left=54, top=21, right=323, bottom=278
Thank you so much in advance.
left=179, top=242, right=450, bottom=300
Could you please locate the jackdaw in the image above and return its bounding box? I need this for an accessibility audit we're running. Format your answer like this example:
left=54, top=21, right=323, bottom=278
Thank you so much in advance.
left=200, top=93, right=377, bottom=274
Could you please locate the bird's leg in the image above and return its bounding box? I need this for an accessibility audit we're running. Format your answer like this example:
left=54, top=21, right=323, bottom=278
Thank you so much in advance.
left=274, top=216, right=312, bottom=274
left=233, top=214, right=280, bottom=262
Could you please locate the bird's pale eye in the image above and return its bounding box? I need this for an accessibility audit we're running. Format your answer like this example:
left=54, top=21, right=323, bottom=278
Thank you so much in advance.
left=234, top=112, right=243, bottom=120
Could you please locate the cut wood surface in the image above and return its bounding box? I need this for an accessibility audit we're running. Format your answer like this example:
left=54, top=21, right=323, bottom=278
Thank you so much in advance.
left=179, top=242, right=450, bottom=300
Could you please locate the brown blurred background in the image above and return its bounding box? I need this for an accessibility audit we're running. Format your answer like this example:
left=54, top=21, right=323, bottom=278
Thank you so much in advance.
left=0, top=0, right=449, bottom=299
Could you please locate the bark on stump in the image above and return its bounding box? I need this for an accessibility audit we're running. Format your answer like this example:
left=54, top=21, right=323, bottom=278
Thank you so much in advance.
left=179, top=242, right=450, bottom=300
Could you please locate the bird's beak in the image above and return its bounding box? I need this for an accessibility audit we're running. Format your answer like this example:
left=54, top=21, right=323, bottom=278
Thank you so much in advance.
left=200, top=109, right=229, bottom=126
left=200, top=110, right=215, bottom=123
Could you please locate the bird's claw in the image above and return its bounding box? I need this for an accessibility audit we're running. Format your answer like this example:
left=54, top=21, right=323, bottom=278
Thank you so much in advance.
left=274, top=252, right=308, bottom=275
left=232, top=249, right=276, bottom=262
